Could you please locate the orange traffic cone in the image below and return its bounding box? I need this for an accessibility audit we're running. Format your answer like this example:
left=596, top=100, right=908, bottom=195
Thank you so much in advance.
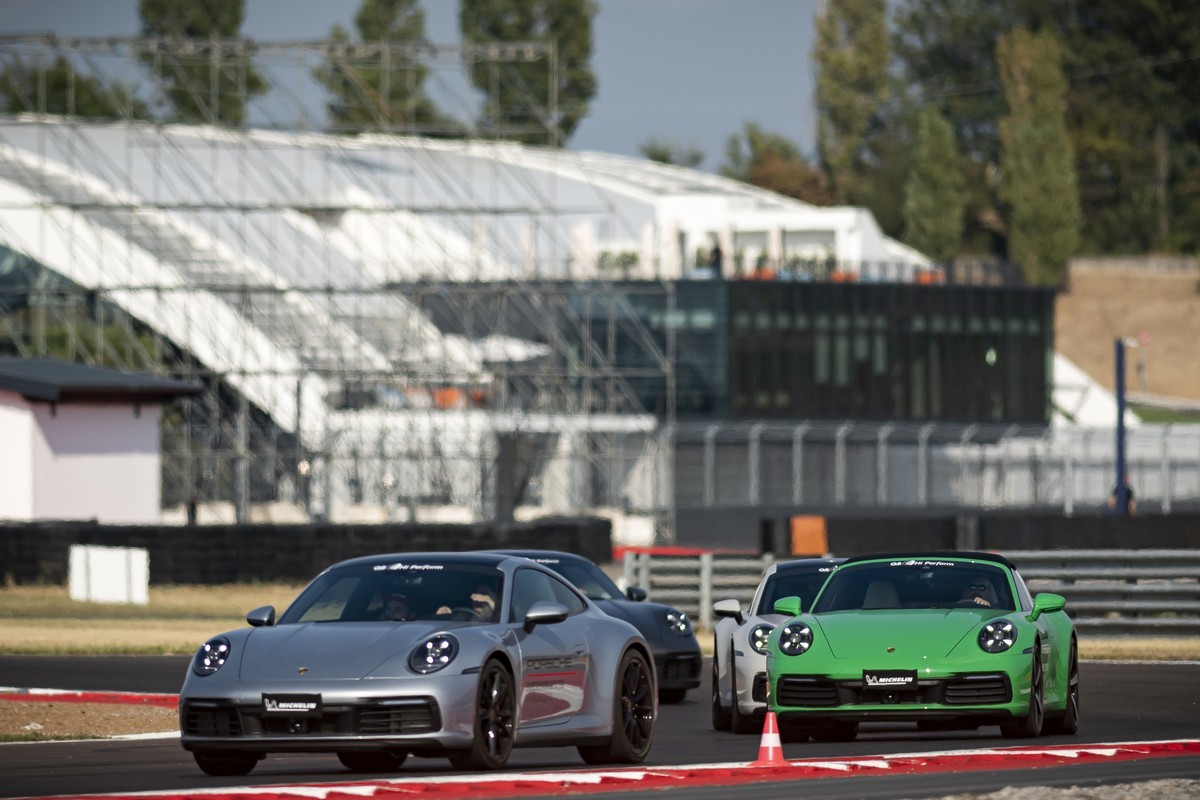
left=751, top=710, right=785, bottom=766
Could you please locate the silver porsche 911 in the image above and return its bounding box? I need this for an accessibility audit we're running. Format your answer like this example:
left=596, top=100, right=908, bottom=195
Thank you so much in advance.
left=711, top=556, right=843, bottom=733
left=179, top=552, right=657, bottom=776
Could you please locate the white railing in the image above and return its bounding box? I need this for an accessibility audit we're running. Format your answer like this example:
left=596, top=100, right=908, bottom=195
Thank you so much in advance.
left=674, top=421, right=1200, bottom=516
left=622, top=549, right=1200, bottom=635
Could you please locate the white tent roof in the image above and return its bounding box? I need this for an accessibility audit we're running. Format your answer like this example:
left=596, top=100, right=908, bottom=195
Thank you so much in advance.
left=0, top=118, right=951, bottom=447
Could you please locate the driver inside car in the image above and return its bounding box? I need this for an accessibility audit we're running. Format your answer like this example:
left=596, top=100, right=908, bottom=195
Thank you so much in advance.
left=380, top=593, right=415, bottom=621
left=960, top=574, right=999, bottom=607
left=437, top=584, right=497, bottom=621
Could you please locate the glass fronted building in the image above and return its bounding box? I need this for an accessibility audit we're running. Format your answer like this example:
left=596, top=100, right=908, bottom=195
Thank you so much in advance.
left=581, top=279, right=1055, bottom=425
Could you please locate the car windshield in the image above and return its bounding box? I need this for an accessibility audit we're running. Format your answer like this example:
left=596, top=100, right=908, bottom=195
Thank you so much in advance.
left=526, top=557, right=621, bottom=601
left=277, top=561, right=505, bottom=624
left=811, top=560, right=1014, bottom=613
left=756, top=567, right=838, bottom=614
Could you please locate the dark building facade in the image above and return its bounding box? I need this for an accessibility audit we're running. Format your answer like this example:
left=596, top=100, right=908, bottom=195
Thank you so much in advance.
left=605, top=279, right=1054, bottom=426
left=407, top=277, right=1056, bottom=427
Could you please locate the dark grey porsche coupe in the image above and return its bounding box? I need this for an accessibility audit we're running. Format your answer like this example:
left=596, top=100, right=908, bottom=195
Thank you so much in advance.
left=489, top=550, right=702, bottom=704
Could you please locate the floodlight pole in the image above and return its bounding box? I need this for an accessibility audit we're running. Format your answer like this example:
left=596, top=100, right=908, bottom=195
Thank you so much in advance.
left=1114, top=338, right=1129, bottom=515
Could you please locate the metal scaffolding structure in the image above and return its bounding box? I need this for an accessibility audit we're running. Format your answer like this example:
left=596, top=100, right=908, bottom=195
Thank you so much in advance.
left=0, top=36, right=676, bottom=535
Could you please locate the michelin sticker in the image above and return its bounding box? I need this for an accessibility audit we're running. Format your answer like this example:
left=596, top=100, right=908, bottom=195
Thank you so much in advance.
left=864, top=670, right=917, bottom=688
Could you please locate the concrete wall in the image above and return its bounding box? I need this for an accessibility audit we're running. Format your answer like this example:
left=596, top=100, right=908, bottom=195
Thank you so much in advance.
left=675, top=506, right=1200, bottom=556
left=0, top=516, right=614, bottom=585
left=0, top=394, right=162, bottom=524
left=0, top=392, right=34, bottom=520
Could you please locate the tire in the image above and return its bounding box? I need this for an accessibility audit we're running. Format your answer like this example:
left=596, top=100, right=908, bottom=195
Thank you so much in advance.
left=449, top=659, right=516, bottom=770
left=578, top=648, right=656, bottom=765
left=711, top=651, right=731, bottom=731
left=729, top=653, right=758, bottom=734
left=811, top=721, right=858, bottom=742
left=658, top=687, right=687, bottom=704
left=193, top=750, right=259, bottom=777
left=337, top=751, right=407, bottom=772
left=1044, top=639, right=1080, bottom=735
left=1001, top=644, right=1045, bottom=739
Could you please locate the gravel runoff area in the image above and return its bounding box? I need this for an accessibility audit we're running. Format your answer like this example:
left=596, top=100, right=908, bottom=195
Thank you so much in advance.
left=2, top=703, right=1198, bottom=800
left=903, top=782, right=1200, bottom=800
left=0, top=700, right=176, bottom=740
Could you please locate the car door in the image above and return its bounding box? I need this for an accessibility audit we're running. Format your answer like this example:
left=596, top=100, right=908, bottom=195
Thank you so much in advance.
left=510, top=567, right=590, bottom=727
left=1014, top=569, right=1059, bottom=698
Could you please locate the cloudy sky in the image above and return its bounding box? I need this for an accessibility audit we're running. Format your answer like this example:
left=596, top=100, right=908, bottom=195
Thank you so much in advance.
left=0, top=0, right=819, bottom=172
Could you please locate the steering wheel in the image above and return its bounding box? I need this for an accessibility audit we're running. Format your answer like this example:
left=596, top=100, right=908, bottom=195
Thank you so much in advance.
left=952, top=598, right=990, bottom=608
left=443, top=606, right=484, bottom=621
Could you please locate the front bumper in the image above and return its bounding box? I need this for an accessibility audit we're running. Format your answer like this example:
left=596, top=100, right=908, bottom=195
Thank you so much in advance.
left=654, top=649, right=702, bottom=691
left=179, top=672, right=480, bottom=753
left=770, top=670, right=1026, bottom=724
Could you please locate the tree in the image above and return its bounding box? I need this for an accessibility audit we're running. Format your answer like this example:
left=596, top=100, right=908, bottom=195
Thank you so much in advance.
left=997, top=28, right=1080, bottom=285
left=903, top=105, right=966, bottom=263
left=889, top=0, right=1200, bottom=256
left=720, top=123, right=835, bottom=205
left=1061, top=0, right=1200, bottom=253
left=814, top=0, right=890, bottom=204
left=0, top=56, right=150, bottom=119
left=852, top=110, right=915, bottom=238
left=138, top=0, right=266, bottom=126
left=890, top=0, right=1055, bottom=256
left=460, top=0, right=597, bottom=145
left=639, top=138, right=704, bottom=169
left=314, top=0, right=447, bottom=134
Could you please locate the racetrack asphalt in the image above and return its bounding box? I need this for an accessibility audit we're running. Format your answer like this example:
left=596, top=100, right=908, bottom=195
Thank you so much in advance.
left=0, top=657, right=1197, bottom=800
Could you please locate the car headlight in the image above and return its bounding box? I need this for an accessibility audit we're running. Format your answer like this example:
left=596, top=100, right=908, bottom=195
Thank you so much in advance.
left=409, top=633, right=459, bottom=674
left=978, top=619, right=1017, bottom=653
left=192, top=636, right=231, bottom=676
left=779, top=623, right=813, bottom=655
left=749, top=623, right=774, bottom=655
left=665, top=609, right=692, bottom=636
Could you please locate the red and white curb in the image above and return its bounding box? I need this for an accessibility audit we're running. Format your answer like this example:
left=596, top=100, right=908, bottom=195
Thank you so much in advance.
left=10, top=739, right=1199, bottom=800
left=4, top=689, right=1198, bottom=798
left=0, top=687, right=178, bottom=709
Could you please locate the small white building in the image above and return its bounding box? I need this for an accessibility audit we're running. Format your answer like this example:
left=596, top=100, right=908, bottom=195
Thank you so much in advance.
left=0, top=358, right=200, bottom=523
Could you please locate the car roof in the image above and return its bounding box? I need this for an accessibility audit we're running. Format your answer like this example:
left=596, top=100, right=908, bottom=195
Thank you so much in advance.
left=331, top=551, right=514, bottom=570
left=839, top=551, right=1016, bottom=570
left=486, top=549, right=588, bottom=563
left=775, top=557, right=846, bottom=573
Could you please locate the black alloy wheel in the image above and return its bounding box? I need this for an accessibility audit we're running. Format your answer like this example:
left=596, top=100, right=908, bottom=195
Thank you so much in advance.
left=579, top=649, right=655, bottom=764
left=449, top=659, right=515, bottom=770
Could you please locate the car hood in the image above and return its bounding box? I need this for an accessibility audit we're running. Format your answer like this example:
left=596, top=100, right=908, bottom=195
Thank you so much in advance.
left=238, top=621, right=469, bottom=681
left=594, top=599, right=699, bottom=650
left=593, top=599, right=661, bottom=641
left=813, top=609, right=999, bottom=659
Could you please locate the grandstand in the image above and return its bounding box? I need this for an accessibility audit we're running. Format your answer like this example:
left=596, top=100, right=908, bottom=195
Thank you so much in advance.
left=0, top=37, right=935, bottom=536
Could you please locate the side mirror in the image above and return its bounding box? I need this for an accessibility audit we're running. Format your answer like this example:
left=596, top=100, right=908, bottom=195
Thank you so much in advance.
left=713, top=598, right=744, bottom=626
left=625, top=586, right=648, bottom=602
left=523, top=600, right=570, bottom=631
left=1029, top=592, right=1066, bottom=622
left=772, top=596, right=804, bottom=617
left=246, top=605, right=276, bottom=627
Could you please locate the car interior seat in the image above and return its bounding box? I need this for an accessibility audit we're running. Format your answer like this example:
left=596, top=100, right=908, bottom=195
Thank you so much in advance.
left=861, top=579, right=900, bottom=609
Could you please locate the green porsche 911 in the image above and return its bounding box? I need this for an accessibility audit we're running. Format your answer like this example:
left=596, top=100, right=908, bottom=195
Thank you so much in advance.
left=765, top=552, right=1079, bottom=742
